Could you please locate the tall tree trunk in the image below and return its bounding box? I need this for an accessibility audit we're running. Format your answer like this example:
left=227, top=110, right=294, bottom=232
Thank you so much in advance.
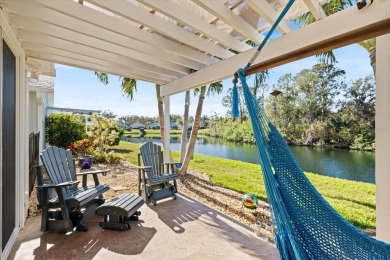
left=178, top=86, right=206, bottom=175
left=180, top=91, right=190, bottom=163
left=369, top=46, right=376, bottom=76
left=156, top=84, right=165, bottom=144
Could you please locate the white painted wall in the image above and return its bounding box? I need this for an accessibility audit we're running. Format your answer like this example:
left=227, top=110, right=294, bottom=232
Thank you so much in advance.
left=0, top=9, right=28, bottom=260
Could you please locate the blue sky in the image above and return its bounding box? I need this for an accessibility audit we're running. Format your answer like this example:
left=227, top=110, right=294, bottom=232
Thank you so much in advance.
left=54, top=43, right=372, bottom=118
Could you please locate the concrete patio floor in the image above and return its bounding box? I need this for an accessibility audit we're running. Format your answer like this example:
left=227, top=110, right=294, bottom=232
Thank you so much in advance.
left=9, top=193, right=279, bottom=260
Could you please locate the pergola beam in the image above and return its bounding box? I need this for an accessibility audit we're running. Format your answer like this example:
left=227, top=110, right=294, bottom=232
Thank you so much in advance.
left=245, top=0, right=292, bottom=34
left=302, top=0, right=326, bottom=20
left=19, top=31, right=181, bottom=79
left=88, top=0, right=234, bottom=59
left=193, top=0, right=264, bottom=44
left=30, top=0, right=218, bottom=65
left=26, top=50, right=168, bottom=85
left=161, top=0, right=390, bottom=96
left=138, top=0, right=251, bottom=53
left=11, top=15, right=189, bottom=74
left=23, top=43, right=176, bottom=82
left=19, top=33, right=180, bottom=79
left=6, top=1, right=202, bottom=70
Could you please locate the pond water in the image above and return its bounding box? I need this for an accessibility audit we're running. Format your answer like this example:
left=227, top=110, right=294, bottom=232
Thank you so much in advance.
left=125, top=136, right=375, bottom=184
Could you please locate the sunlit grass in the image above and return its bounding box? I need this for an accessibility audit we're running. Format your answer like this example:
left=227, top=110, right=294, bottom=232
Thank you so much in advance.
left=111, top=141, right=376, bottom=229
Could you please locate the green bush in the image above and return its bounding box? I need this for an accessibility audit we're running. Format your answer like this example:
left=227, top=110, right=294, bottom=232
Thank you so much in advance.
left=87, top=114, right=124, bottom=153
left=87, top=149, right=124, bottom=164
left=45, top=113, right=86, bottom=148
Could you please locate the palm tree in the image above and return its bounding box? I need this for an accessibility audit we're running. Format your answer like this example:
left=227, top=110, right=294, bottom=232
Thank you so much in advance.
left=95, top=72, right=137, bottom=101
left=155, top=84, right=165, bottom=145
left=94, top=73, right=167, bottom=146
left=253, top=70, right=269, bottom=97
left=178, top=81, right=223, bottom=175
left=357, top=38, right=376, bottom=75
left=296, top=0, right=376, bottom=74
left=180, top=91, right=190, bottom=165
left=247, top=40, right=270, bottom=99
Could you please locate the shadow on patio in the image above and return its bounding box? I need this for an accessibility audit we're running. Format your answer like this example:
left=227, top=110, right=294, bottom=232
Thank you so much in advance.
left=10, top=193, right=278, bottom=259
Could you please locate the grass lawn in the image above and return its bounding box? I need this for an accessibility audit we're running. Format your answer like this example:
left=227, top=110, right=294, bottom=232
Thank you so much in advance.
left=110, top=141, right=376, bottom=229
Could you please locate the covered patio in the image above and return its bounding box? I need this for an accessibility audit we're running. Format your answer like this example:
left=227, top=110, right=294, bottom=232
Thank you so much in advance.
left=9, top=193, right=278, bottom=259
left=0, top=0, right=389, bottom=259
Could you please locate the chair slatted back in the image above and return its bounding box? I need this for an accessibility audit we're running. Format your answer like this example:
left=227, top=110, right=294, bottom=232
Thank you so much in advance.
left=140, top=142, right=163, bottom=178
left=40, top=146, right=77, bottom=192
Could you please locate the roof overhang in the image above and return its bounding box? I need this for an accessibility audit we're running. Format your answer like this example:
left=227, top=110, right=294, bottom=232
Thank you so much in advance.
left=1, top=0, right=389, bottom=96
left=161, top=0, right=390, bottom=96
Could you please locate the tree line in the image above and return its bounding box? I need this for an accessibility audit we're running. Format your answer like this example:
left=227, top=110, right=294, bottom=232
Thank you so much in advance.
left=212, top=63, right=375, bottom=150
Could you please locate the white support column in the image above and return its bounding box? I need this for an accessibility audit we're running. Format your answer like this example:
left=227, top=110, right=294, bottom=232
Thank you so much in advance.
left=0, top=26, right=3, bottom=260
left=19, top=57, right=28, bottom=224
left=375, top=33, right=390, bottom=243
left=163, top=96, right=171, bottom=162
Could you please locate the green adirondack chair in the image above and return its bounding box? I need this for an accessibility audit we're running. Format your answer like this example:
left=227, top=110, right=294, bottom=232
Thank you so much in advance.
left=36, top=146, right=110, bottom=232
left=136, top=142, right=179, bottom=205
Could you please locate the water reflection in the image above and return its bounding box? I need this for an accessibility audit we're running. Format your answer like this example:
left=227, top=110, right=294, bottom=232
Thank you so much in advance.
left=126, top=136, right=375, bottom=183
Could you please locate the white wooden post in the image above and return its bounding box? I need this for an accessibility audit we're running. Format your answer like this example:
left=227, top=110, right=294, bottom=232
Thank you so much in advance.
left=163, top=96, right=171, bottom=162
left=375, top=33, right=390, bottom=243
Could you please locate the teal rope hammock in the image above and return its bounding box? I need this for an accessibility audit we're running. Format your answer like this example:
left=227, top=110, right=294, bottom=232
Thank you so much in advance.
left=233, top=1, right=390, bottom=259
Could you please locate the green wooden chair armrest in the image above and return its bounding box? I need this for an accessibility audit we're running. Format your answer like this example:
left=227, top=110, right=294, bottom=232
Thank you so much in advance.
left=76, top=169, right=111, bottom=176
left=163, top=162, right=180, bottom=174
left=36, top=180, right=80, bottom=189
left=76, top=170, right=110, bottom=187
left=163, top=162, right=180, bottom=165
left=134, top=165, right=152, bottom=170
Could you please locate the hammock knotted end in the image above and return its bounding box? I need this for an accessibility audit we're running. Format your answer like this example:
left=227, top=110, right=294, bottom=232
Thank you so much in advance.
left=231, top=77, right=240, bottom=118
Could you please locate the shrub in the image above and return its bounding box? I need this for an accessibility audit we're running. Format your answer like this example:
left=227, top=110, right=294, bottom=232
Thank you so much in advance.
left=67, top=138, right=95, bottom=158
left=45, top=113, right=86, bottom=148
left=88, top=150, right=124, bottom=164
left=87, top=114, right=124, bottom=153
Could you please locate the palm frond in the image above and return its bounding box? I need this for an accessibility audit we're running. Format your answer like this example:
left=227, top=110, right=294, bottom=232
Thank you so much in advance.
left=120, top=77, right=137, bottom=101
left=357, top=38, right=376, bottom=52
left=253, top=71, right=269, bottom=96
left=207, top=81, right=223, bottom=96
left=296, top=0, right=353, bottom=27
left=193, top=87, right=200, bottom=96
left=316, top=51, right=337, bottom=65
left=94, top=72, right=109, bottom=85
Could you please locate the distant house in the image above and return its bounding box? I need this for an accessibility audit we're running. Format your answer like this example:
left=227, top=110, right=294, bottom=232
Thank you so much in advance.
left=187, top=123, right=193, bottom=131
left=170, top=122, right=179, bottom=130
left=118, top=121, right=128, bottom=130
left=131, top=123, right=145, bottom=129
left=149, top=122, right=178, bottom=130
left=149, top=122, right=160, bottom=129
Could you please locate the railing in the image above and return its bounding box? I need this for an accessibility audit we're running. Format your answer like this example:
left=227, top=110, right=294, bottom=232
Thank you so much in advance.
left=28, top=131, right=40, bottom=197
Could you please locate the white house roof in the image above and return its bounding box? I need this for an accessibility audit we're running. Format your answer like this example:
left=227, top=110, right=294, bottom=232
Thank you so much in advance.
left=2, top=0, right=389, bottom=96
left=131, top=123, right=146, bottom=128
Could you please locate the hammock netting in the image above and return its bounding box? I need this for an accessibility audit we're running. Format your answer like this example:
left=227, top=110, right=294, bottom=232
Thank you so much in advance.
left=237, top=68, right=390, bottom=259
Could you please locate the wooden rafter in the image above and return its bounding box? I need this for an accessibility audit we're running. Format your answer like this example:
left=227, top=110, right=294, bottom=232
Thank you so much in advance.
left=138, top=0, right=250, bottom=52
left=161, top=0, right=390, bottom=96
left=88, top=0, right=235, bottom=59
left=32, top=0, right=218, bottom=65
left=245, top=0, right=292, bottom=34
left=302, top=0, right=326, bottom=20
left=193, top=0, right=264, bottom=43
